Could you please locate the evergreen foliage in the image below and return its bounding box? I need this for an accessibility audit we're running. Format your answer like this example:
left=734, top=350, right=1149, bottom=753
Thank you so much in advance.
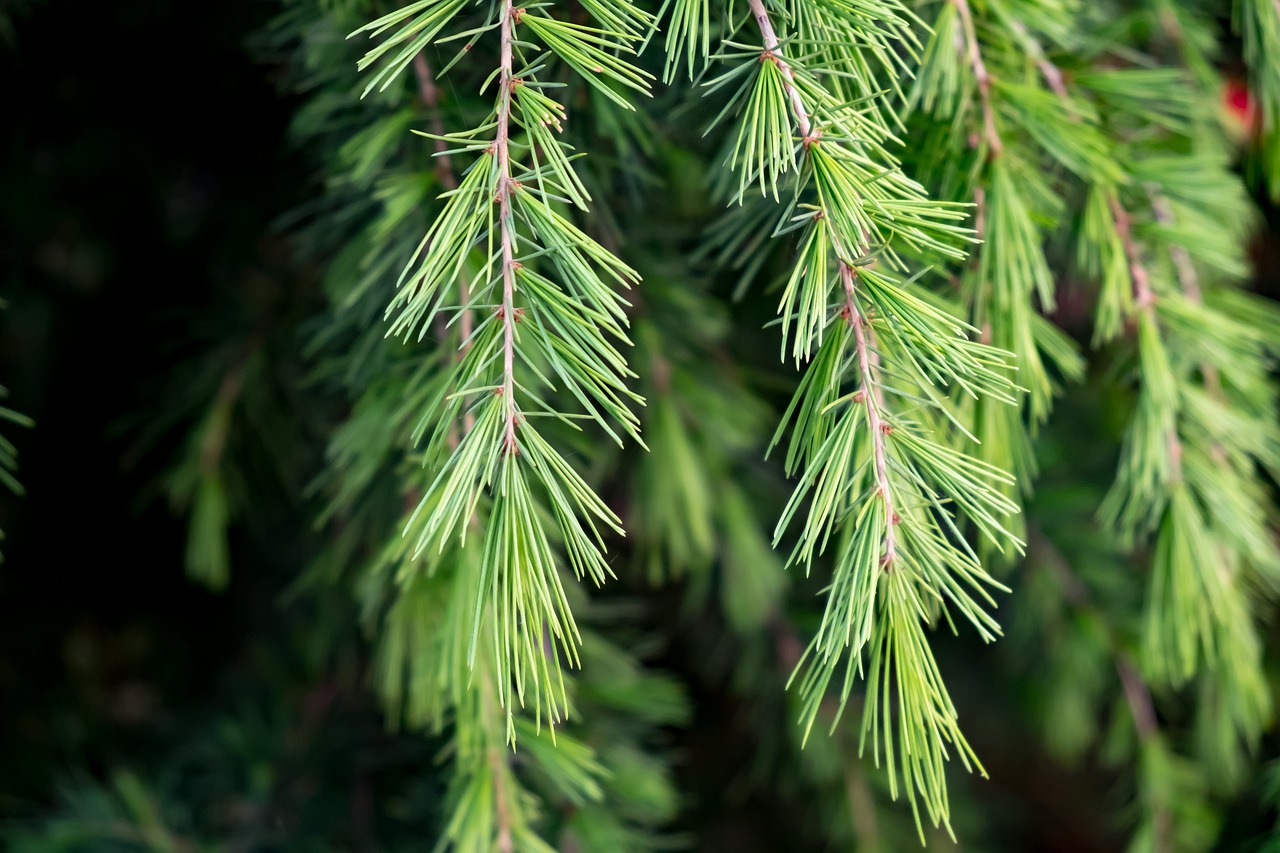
left=8, top=0, right=1280, bottom=849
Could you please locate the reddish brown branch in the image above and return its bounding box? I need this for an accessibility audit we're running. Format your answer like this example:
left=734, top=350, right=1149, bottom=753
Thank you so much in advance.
left=1006, top=18, right=1068, bottom=98
left=747, top=0, right=813, bottom=138
left=953, top=0, right=1002, bottom=157
left=1107, top=195, right=1155, bottom=310
left=495, top=1, right=520, bottom=455
left=748, top=0, right=893, bottom=566
left=843, top=264, right=897, bottom=569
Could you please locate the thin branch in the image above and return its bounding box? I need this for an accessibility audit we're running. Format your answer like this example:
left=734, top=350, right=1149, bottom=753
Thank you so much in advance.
left=746, top=0, right=895, bottom=567
left=1146, top=191, right=1200, bottom=303
left=199, top=338, right=259, bottom=474
left=495, top=0, right=521, bottom=455
left=953, top=0, right=1002, bottom=156
left=1109, top=195, right=1182, bottom=479
left=747, top=0, right=813, bottom=138
left=844, top=264, right=897, bottom=569
left=479, top=14, right=520, bottom=851
left=1028, top=527, right=1170, bottom=849
left=489, top=745, right=516, bottom=853
left=973, top=184, right=987, bottom=241
left=1006, top=18, right=1068, bottom=98
left=1117, top=659, right=1172, bottom=850
left=1107, top=195, right=1155, bottom=311
left=412, top=53, right=458, bottom=192
left=475, top=669, right=516, bottom=853
left=1116, top=655, right=1158, bottom=742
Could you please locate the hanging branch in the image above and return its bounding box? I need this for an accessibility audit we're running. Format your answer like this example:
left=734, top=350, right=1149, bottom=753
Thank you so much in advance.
left=844, top=270, right=897, bottom=569
left=1107, top=195, right=1157, bottom=312
left=747, top=0, right=812, bottom=139
left=689, top=0, right=1023, bottom=835
left=1040, top=21, right=1280, bottom=815
left=494, top=0, right=520, bottom=456
left=952, top=0, right=1002, bottom=156
left=904, top=0, right=1087, bottom=536
left=351, top=0, right=653, bottom=737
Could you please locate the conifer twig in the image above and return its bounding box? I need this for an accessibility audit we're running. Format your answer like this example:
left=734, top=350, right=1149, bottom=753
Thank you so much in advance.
left=748, top=0, right=897, bottom=566
left=1030, top=529, right=1170, bottom=851
left=412, top=52, right=475, bottom=433
left=843, top=264, right=897, bottom=568
left=748, top=0, right=813, bottom=139
left=495, top=0, right=520, bottom=455
left=1108, top=195, right=1182, bottom=480
left=1107, top=196, right=1155, bottom=310
left=1005, top=17, right=1067, bottom=98
left=489, top=745, right=516, bottom=852
left=953, top=0, right=1002, bottom=156
left=1147, top=190, right=1223, bottom=402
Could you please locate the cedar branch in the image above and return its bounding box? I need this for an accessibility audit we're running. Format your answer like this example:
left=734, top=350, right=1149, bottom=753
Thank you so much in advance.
left=747, top=0, right=896, bottom=567
left=495, top=0, right=520, bottom=454
left=844, top=264, right=897, bottom=568
left=953, top=0, right=1002, bottom=156
left=747, top=0, right=813, bottom=139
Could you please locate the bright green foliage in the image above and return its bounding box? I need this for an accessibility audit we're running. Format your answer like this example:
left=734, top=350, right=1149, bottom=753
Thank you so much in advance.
left=18, top=0, right=1280, bottom=849
left=702, top=1, right=1023, bottom=834
left=325, top=0, right=1280, bottom=844
left=349, top=0, right=656, bottom=733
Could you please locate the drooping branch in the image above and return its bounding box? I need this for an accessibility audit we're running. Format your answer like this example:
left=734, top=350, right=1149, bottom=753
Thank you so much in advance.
left=1148, top=190, right=1223, bottom=402
left=1033, top=529, right=1169, bottom=851
left=411, top=53, right=458, bottom=192
left=495, top=0, right=521, bottom=455
left=750, top=0, right=896, bottom=567
left=843, top=265, right=897, bottom=569
left=1006, top=17, right=1068, bottom=98
left=747, top=0, right=813, bottom=139
left=1107, top=195, right=1155, bottom=310
left=1029, top=529, right=1164, bottom=741
left=953, top=0, right=1002, bottom=156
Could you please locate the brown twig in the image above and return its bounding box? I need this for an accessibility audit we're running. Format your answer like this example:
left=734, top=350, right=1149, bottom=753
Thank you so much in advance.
left=953, top=0, right=1003, bottom=157
left=489, top=744, right=516, bottom=853
left=495, top=1, right=521, bottom=456
left=1109, top=194, right=1182, bottom=479
left=199, top=338, right=260, bottom=474
left=748, top=0, right=894, bottom=566
left=1107, top=195, right=1156, bottom=311
left=1148, top=189, right=1224, bottom=402
left=747, top=0, right=813, bottom=139
left=1030, top=528, right=1159, bottom=741
left=1029, top=528, right=1170, bottom=848
left=1006, top=17, right=1068, bottom=98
